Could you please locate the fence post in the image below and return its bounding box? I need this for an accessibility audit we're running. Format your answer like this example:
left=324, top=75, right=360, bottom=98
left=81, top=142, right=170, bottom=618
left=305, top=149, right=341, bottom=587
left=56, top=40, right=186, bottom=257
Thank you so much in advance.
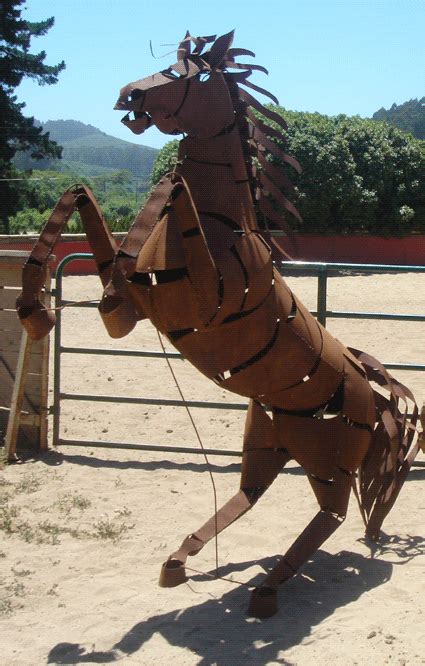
left=317, top=265, right=328, bottom=326
left=1, top=251, right=51, bottom=460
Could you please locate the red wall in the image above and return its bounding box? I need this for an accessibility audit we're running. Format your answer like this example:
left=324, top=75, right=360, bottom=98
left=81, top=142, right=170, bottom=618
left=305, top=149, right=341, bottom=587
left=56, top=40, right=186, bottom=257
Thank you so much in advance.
left=278, top=234, right=425, bottom=266
left=0, top=237, right=101, bottom=274
left=1, top=234, right=424, bottom=274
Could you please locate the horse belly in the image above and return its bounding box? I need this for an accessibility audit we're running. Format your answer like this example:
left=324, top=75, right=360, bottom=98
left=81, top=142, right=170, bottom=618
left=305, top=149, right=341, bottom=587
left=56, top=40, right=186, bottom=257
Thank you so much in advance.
left=273, top=410, right=372, bottom=479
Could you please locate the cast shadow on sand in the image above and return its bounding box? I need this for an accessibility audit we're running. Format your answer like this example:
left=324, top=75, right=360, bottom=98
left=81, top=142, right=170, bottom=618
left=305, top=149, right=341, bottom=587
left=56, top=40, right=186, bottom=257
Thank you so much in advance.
left=23, top=448, right=425, bottom=478
left=35, top=448, right=308, bottom=476
left=46, top=538, right=423, bottom=666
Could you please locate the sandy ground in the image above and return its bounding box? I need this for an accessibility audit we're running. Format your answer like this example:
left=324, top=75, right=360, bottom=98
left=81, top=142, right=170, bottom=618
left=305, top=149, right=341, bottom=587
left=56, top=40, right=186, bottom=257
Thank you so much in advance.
left=1, top=270, right=424, bottom=665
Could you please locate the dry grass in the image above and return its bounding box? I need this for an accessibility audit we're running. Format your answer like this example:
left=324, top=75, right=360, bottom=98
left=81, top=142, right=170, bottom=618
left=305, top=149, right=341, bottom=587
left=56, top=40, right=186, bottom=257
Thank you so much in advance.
left=0, top=465, right=135, bottom=618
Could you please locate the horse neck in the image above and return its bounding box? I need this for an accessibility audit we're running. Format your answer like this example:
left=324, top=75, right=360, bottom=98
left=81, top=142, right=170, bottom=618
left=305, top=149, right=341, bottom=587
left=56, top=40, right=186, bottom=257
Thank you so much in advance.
left=177, top=123, right=258, bottom=232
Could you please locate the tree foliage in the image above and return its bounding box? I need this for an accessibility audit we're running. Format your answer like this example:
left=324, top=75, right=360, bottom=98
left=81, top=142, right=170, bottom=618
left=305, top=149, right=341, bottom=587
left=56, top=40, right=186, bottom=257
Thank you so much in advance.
left=151, top=112, right=425, bottom=236
left=150, top=140, right=180, bottom=187
left=8, top=169, right=147, bottom=233
left=0, top=0, right=65, bottom=231
left=373, top=98, right=425, bottom=140
left=272, top=110, right=425, bottom=235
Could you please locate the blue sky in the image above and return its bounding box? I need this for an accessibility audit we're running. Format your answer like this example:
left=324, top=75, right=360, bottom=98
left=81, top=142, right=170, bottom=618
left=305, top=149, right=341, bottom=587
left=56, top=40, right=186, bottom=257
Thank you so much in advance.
left=17, top=0, right=424, bottom=150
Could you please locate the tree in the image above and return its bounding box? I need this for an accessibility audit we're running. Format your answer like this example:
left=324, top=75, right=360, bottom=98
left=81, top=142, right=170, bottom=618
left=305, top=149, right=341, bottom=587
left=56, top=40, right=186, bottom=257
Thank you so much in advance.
left=150, top=139, right=180, bottom=187
left=8, top=168, right=146, bottom=234
left=334, top=115, right=424, bottom=234
left=272, top=111, right=425, bottom=235
left=0, top=0, right=65, bottom=232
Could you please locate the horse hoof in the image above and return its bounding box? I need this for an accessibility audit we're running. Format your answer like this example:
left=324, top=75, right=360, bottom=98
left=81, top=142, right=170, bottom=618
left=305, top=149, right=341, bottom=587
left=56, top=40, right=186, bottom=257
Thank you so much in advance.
left=159, top=559, right=187, bottom=588
left=248, top=587, right=278, bottom=618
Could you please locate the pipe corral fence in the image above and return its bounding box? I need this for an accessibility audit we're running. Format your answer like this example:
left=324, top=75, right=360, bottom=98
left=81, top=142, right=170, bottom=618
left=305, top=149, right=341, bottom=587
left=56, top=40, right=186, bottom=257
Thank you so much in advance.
left=52, top=254, right=425, bottom=458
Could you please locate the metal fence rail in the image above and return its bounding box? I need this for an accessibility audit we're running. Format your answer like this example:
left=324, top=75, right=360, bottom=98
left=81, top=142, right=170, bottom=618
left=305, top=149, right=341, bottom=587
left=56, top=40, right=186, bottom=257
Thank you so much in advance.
left=53, top=254, right=425, bottom=456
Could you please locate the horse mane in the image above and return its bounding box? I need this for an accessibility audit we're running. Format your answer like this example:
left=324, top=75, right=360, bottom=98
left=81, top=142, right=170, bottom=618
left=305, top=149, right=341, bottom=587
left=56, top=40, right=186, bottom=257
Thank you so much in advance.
left=227, top=72, right=302, bottom=248
left=175, top=32, right=302, bottom=248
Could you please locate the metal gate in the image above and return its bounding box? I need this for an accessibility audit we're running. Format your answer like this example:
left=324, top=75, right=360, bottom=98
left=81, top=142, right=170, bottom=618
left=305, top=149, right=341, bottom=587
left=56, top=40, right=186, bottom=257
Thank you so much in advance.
left=52, top=255, right=425, bottom=456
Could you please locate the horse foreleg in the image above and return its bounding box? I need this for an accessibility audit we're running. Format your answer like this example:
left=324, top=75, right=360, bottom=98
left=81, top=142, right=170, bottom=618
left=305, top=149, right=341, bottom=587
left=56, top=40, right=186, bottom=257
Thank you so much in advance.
left=159, top=447, right=290, bottom=587
left=248, top=467, right=353, bottom=618
left=159, top=489, right=255, bottom=587
left=159, top=400, right=290, bottom=587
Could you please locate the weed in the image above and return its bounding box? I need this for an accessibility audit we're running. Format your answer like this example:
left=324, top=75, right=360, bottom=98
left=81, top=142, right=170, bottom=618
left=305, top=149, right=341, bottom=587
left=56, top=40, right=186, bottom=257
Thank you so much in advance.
left=0, top=551, right=6, bottom=559
left=0, top=506, right=66, bottom=545
left=0, top=505, right=19, bottom=534
left=47, top=583, right=59, bottom=597
left=37, top=521, right=62, bottom=545
left=6, top=580, right=26, bottom=597
left=0, top=491, right=11, bottom=506
left=18, top=521, right=37, bottom=543
left=12, top=568, right=32, bottom=577
left=0, top=492, right=133, bottom=547
left=0, top=598, right=14, bottom=617
left=115, top=507, right=132, bottom=518
left=55, top=493, right=91, bottom=515
left=15, top=472, right=42, bottom=495
left=0, top=476, right=12, bottom=487
left=91, top=517, right=135, bottom=543
left=71, top=494, right=91, bottom=511
left=0, top=477, right=12, bottom=507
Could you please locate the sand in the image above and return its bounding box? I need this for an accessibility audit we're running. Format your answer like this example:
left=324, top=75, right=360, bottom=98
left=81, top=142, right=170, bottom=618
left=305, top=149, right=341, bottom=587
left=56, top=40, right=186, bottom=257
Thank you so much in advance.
left=1, top=270, right=424, bottom=665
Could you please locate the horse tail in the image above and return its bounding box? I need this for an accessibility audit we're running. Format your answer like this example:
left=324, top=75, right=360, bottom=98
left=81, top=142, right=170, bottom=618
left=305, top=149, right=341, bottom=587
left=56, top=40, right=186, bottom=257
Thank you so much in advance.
left=347, top=349, right=421, bottom=541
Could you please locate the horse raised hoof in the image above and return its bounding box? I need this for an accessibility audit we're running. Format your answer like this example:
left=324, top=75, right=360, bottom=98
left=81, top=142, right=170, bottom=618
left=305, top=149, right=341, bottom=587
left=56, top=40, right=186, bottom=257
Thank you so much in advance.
left=248, top=587, right=278, bottom=619
left=17, top=303, right=56, bottom=341
left=98, top=293, right=138, bottom=339
left=159, top=559, right=187, bottom=588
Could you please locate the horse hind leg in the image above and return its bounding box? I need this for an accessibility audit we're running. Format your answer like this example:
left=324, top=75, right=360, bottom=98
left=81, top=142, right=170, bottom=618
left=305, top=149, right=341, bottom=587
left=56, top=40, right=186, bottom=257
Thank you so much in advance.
left=248, top=466, right=353, bottom=618
left=159, top=400, right=291, bottom=587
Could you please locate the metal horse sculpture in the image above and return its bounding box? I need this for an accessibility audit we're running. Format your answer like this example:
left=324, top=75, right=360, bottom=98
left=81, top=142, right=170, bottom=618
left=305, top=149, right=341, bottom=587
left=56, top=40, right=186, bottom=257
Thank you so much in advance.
left=18, top=31, right=421, bottom=618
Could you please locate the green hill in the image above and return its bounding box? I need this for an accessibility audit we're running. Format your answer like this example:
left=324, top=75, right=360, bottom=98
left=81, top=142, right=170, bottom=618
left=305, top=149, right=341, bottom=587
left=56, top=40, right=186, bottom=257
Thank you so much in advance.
left=372, top=98, right=425, bottom=139
left=13, top=119, right=158, bottom=184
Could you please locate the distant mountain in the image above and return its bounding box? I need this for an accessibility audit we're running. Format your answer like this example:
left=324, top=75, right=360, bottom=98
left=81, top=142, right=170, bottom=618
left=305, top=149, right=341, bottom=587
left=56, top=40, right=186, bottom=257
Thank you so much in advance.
left=372, top=98, right=425, bottom=139
left=14, top=119, right=158, bottom=183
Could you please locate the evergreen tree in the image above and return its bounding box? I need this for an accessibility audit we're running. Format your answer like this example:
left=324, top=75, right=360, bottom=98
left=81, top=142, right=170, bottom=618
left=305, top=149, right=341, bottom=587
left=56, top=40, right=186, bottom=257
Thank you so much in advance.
left=0, top=0, right=65, bottom=232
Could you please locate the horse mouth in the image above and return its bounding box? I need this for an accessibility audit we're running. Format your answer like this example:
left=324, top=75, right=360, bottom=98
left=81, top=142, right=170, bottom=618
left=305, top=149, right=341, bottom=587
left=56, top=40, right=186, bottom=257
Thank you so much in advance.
left=120, top=111, right=153, bottom=135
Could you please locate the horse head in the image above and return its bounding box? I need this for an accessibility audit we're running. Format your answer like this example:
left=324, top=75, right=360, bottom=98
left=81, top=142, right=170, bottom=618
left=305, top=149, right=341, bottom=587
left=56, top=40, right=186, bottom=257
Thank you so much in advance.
left=114, top=31, right=239, bottom=139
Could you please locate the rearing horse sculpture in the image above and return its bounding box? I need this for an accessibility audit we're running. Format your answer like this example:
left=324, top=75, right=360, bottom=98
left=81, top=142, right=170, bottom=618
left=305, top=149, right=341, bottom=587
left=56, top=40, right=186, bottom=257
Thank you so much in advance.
left=18, top=31, right=421, bottom=618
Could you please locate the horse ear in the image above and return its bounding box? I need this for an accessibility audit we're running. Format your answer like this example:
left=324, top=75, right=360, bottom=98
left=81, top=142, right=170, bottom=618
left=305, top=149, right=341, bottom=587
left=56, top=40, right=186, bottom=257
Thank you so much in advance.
left=208, top=30, right=235, bottom=69
left=178, top=31, right=191, bottom=60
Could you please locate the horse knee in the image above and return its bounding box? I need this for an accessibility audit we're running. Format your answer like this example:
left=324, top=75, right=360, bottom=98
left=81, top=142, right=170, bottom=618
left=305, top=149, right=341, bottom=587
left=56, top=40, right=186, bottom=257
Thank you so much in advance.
left=308, top=466, right=353, bottom=517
